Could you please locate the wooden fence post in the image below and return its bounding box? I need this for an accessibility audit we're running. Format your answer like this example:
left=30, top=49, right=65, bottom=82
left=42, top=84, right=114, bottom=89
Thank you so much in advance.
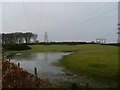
left=34, top=67, right=37, bottom=76
left=18, top=63, right=20, bottom=67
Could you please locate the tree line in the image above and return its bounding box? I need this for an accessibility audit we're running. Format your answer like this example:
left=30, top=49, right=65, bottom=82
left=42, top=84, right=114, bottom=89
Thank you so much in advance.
left=1, top=32, right=38, bottom=45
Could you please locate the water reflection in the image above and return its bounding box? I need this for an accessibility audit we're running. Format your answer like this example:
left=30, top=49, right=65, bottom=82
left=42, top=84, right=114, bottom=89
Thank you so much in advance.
left=11, top=52, right=72, bottom=74
left=12, top=53, right=35, bottom=61
left=44, top=53, right=48, bottom=61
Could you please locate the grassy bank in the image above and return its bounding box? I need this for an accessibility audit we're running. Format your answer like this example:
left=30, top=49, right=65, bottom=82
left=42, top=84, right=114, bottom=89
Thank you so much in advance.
left=59, top=45, right=118, bottom=80
left=6, top=44, right=118, bottom=80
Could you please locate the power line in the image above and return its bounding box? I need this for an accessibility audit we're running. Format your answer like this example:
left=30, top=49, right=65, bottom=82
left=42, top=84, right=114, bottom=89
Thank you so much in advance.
left=54, top=7, right=117, bottom=33
left=53, top=3, right=116, bottom=32
left=22, top=2, right=47, bottom=41
left=22, top=2, right=31, bottom=31
left=36, top=2, right=46, bottom=41
left=69, top=8, right=117, bottom=30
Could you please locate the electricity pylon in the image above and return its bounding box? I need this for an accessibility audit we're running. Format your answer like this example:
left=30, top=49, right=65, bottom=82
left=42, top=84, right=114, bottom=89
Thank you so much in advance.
left=44, top=32, right=48, bottom=43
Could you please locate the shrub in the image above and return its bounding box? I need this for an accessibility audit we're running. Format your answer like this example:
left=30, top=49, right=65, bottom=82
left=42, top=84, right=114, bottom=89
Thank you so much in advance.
left=3, top=44, right=31, bottom=51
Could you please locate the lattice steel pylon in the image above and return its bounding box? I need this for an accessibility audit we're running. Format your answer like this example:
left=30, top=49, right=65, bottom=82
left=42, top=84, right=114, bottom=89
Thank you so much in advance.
left=44, top=32, right=48, bottom=43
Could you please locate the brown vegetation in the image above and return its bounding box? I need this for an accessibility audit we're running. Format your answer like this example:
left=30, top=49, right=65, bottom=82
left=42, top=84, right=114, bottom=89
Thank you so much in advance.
left=2, top=60, right=50, bottom=89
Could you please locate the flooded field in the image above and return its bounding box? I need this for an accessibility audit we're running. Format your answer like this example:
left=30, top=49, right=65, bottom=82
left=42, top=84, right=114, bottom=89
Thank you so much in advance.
left=10, top=52, right=117, bottom=88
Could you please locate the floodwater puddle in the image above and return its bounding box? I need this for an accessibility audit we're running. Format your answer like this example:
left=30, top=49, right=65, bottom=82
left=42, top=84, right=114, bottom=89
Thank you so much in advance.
left=10, top=52, right=117, bottom=88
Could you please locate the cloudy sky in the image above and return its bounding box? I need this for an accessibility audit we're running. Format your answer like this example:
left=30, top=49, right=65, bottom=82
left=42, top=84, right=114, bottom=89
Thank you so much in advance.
left=1, top=2, right=118, bottom=42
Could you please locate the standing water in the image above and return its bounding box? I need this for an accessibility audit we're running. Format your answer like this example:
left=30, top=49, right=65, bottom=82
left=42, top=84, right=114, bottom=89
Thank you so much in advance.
left=10, top=52, right=117, bottom=88
left=11, top=52, right=70, bottom=75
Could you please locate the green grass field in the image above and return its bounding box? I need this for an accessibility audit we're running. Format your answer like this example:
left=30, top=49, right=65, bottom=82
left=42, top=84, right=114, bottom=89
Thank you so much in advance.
left=7, top=44, right=118, bottom=80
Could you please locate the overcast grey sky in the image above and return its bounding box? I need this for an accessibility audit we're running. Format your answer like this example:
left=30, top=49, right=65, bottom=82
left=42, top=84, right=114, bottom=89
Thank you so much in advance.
left=2, top=2, right=118, bottom=42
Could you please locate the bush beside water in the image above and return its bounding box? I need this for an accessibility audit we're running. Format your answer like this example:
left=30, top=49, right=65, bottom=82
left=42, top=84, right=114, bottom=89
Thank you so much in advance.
left=3, top=44, right=31, bottom=51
